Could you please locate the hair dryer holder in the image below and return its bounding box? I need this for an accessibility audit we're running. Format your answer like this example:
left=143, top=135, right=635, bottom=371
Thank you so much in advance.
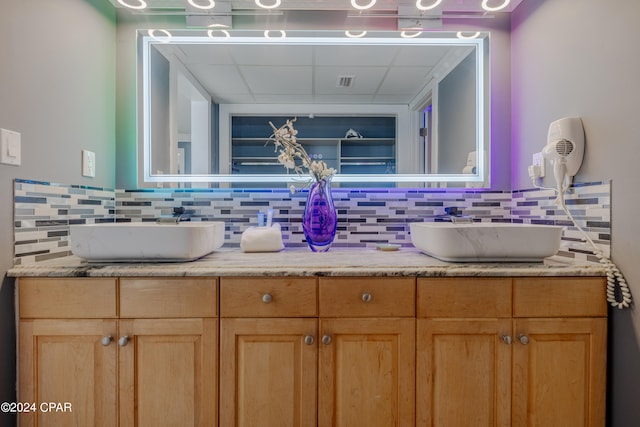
left=542, top=117, right=585, bottom=190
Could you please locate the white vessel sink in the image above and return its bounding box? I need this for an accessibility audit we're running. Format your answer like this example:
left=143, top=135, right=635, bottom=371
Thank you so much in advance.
left=409, top=222, right=562, bottom=262
left=70, top=222, right=225, bottom=262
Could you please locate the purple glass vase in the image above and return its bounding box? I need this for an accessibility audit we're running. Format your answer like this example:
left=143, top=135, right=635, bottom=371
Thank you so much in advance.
left=302, top=177, right=337, bottom=252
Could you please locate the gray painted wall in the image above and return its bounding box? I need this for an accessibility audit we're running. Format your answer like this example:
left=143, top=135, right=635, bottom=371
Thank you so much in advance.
left=438, top=51, right=477, bottom=174
left=150, top=48, right=171, bottom=175
left=0, top=1, right=116, bottom=425
left=3, top=0, right=638, bottom=425
left=511, top=1, right=640, bottom=425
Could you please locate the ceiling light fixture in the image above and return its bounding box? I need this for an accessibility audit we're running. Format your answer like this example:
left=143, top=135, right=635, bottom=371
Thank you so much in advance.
left=188, top=0, right=215, bottom=10
left=481, top=0, right=511, bottom=12
left=351, top=0, right=376, bottom=11
left=117, top=0, right=147, bottom=10
left=208, top=24, right=230, bottom=38
left=415, top=0, right=442, bottom=11
left=147, top=29, right=172, bottom=43
left=400, top=30, right=423, bottom=38
left=345, top=30, right=367, bottom=38
left=255, top=0, right=281, bottom=9
left=264, top=30, right=286, bottom=39
left=457, top=31, right=481, bottom=39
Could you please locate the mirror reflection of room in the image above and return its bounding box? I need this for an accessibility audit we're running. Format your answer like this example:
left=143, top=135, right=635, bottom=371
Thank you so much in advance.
left=141, top=30, right=488, bottom=186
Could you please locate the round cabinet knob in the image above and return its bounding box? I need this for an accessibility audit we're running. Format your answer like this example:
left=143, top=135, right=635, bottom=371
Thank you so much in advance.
left=501, top=335, right=513, bottom=345
left=304, top=335, right=315, bottom=346
left=262, top=293, right=273, bottom=304
left=321, top=335, right=332, bottom=345
left=101, top=336, right=113, bottom=346
left=361, top=292, right=372, bottom=303
left=518, top=334, right=530, bottom=345
left=118, top=336, right=130, bottom=347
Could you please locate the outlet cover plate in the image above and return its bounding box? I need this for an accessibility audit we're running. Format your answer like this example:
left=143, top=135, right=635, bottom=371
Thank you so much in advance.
left=532, top=152, right=545, bottom=177
left=82, top=150, right=96, bottom=177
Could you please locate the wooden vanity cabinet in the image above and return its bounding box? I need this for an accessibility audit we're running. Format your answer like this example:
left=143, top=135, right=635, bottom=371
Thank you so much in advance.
left=18, top=278, right=118, bottom=427
left=18, top=274, right=607, bottom=427
left=18, top=277, right=218, bottom=427
left=417, top=277, right=607, bottom=427
left=417, top=278, right=513, bottom=426
left=118, top=278, right=218, bottom=427
left=511, top=277, right=607, bottom=427
left=219, top=276, right=416, bottom=427
left=318, top=277, right=416, bottom=427
left=219, top=277, right=318, bottom=427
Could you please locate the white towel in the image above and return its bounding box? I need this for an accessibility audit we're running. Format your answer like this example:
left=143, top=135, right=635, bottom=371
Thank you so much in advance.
left=240, top=223, right=284, bottom=253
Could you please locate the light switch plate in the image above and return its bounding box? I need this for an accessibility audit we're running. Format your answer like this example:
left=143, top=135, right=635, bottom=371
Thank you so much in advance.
left=82, top=150, right=96, bottom=177
left=1, top=128, right=21, bottom=166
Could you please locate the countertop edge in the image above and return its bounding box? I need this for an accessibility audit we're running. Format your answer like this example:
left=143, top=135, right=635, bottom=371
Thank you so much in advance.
left=7, top=250, right=606, bottom=278
left=6, top=270, right=607, bottom=278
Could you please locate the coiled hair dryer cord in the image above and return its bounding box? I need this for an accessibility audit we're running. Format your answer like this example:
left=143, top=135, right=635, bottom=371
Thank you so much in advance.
left=558, top=196, right=631, bottom=309
left=531, top=178, right=632, bottom=309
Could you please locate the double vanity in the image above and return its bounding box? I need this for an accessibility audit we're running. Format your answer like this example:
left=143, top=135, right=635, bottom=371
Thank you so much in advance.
left=9, top=248, right=607, bottom=427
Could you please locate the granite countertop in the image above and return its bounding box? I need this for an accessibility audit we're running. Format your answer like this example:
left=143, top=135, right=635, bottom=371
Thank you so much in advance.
left=7, top=248, right=606, bottom=278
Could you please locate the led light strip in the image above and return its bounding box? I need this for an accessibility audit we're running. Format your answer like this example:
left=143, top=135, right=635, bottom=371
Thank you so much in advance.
left=141, top=33, right=486, bottom=184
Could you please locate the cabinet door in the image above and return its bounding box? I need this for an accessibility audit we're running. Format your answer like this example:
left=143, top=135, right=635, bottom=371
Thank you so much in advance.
left=19, top=319, right=117, bottom=427
left=512, top=318, right=607, bottom=427
left=219, top=318, right=318, bottom=427
left=118, top=318, right=218, bottom=427
left=318, top=318, right=415, bottom=427
left=417, top=318, right=512, bottom=427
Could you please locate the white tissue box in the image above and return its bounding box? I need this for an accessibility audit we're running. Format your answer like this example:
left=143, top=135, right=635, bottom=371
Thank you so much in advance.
left=240, top=223, right=284, bottom=253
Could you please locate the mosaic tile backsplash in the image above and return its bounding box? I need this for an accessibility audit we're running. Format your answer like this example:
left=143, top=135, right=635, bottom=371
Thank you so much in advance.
left=13, top=178, right=610, bottom=265
left=14, top=180, right=115, bottom=264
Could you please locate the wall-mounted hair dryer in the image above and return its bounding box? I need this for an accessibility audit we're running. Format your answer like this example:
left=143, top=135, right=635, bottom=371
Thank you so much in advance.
left=538, top=117, right=631, bottom=309
left=542, top=117, right=585, bottom=195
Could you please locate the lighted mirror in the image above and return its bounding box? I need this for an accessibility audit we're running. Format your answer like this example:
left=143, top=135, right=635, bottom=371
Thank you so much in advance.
left=138, top=29, right=489, bottom=186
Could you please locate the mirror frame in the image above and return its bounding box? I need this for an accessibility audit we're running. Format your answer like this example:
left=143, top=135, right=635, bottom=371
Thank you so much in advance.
left=139, top=30, right=489, bottom=185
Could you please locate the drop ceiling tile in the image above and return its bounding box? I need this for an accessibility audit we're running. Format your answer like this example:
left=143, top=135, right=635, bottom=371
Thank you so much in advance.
left=231, top=45, right=313, bottom=66
left=372, top=93, right=417, bottom=104
left=392, top=45, right=451, bottom=67
left=188, top=64, right=249, bottom=95
left=314, top=94, right=376, bottom=104
left=253, top=94, right=317, bottom=103
left=315, top=45, right=397, bottom=67
left=378, top=67, right=431, bottom=94
left=177, top=44, right=236, bottom=65
left=215, top=94, right=257, bottom=103
left=241, top=65, right=313, bottom=94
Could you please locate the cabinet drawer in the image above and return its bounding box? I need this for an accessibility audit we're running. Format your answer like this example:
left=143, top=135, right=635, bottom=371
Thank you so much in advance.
left=319, top=277, right=415, bottom=317
left=417, top=278, right=512, bottom=318
left=120, top=277, right=217, bottom=318
left=19, top=278, right=117, bottom=319
left=513, top=277, right=607, bottom=317
left=220, top=277, right=317, bottom=317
